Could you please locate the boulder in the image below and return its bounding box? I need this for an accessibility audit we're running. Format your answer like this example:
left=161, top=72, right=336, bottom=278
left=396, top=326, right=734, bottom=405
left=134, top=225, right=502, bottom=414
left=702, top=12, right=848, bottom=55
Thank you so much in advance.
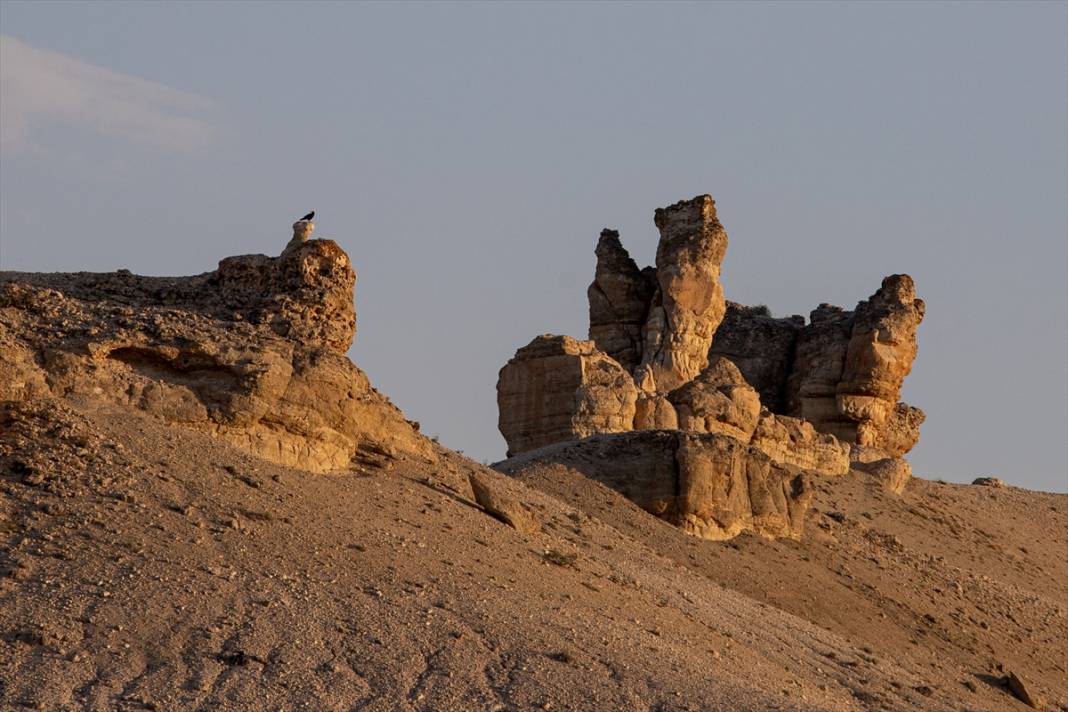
left=851, top=457, right=912, bottom=495
left=0, top=240, right=430, bottom=473
left=496, top=335, right=637, bottom=457
left=871, top=401, right=925, bottom=458
left=633, top=393, right=678, bottom=431
left=587, top=229, right=656, bottom=373
left=635, top=195, right=728, bottom=393
left=709, top=302, right=804, bottom=412
left=666, top=356, right=761, bottom=442
left=750, top=412, right=850, bottom=476
left=499, top=430, right=813, bottom=541
left=468, top=472, right=540, bottom=535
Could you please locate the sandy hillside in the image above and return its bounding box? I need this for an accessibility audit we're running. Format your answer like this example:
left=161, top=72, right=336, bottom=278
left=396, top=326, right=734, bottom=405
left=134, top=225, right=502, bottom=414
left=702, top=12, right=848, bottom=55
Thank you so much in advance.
left=0, top=396, right=1062, bottom=711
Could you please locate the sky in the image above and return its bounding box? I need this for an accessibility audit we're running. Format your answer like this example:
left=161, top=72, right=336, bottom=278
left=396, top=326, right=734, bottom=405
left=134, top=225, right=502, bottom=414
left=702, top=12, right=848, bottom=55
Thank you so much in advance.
left=1, top=1, right=1065, bottom=492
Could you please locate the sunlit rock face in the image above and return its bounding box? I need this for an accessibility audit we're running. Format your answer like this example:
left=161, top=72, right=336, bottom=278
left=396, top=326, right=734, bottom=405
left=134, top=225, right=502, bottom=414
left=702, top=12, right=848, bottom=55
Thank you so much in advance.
left=497, top=192, right=926, bottom=522
left=635, top=195, right=728, bottom=394
left=0, top=239, right=432, bottom=473
left=496, top=335, right=637, bottom=457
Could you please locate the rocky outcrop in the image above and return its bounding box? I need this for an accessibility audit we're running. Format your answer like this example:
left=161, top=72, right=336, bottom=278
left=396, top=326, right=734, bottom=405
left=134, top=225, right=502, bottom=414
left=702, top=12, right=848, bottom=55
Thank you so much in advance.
left=786, top=303, right=855, bottom=440
left=666, top=356, right=761, bottom=442
left=632, top=393, right=678, bottom=430
left=499, top=430, right=813, bottom=541
left=708, top=302, right=804, bottom=412
left=635, top=195, right=728, bottom=393
left=587, top=230, right=656, bottom=373
left=496, top=335, right=637, bottom=457
left=497, top=193, right=926, bottom=526
left=750, top=413, right=850, bottom=476
left=0, top=240, right=431, bottom=473
left=837, top=275, right=925, bottom=449
left=284, top=218, right=315, bottom=253
left=785, top=277, right=925, bottom=453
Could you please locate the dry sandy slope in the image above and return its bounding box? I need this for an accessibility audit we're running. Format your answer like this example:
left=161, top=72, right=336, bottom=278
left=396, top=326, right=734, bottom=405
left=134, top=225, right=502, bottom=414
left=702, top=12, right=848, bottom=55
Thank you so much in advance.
left=0, top=397, right=1063, bottom=711
left=502, top=441, right=1068, bottom=711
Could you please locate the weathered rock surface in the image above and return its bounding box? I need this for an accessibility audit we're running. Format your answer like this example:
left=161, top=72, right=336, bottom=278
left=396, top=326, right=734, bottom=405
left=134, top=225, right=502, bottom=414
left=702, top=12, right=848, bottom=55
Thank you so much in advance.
left=497, top=194, right=926, bottom=521
left=786, top=304, right=856, bottom=441
left=587, top=230, right=656, bottom=373
left=635, top=195, right=728, bottom=393
left=468, top=471, right=539, bottom=534
left=632, top=393, right=678, bottom=431
left=498, top=430, right=813, bottom=541
left=851, top=457, right=913, bottom=495
left=496, top=335, right=637, bottom=457
left=709, top=302, right=804, bottom=412
left=666, top=356, right=761, bottom=442
left=784, top=277, right=925, bottom=454
left=837, top=275, right=926, bottom=448
left=0, top=240, right=431, bottom=472
left=750, top=413, right=850, bottom=476
left=284, top=219, right=315, bottom=253
left=1005, top=669, right=1044, bottom=709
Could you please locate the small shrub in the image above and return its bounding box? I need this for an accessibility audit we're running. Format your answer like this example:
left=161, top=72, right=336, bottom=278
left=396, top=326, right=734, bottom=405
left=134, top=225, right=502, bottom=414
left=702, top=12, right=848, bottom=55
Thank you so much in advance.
left=541, top=548, right=578, bottom=568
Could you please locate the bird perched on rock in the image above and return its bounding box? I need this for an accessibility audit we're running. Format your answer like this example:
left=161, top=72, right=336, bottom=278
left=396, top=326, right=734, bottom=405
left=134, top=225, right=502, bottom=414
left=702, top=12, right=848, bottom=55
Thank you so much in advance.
left=284, top=211, right=316, bottom=254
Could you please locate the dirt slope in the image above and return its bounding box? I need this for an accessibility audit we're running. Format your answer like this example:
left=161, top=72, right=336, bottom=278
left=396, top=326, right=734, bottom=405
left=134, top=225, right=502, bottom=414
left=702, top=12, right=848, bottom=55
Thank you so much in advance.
left=503, top=446, right=1067, bottom=711
left=6, top=396, right=1058, bottom=711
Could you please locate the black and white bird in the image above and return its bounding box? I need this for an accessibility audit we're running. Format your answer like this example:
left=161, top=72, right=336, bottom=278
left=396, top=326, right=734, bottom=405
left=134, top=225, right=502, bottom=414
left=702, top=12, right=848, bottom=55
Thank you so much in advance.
left=299, top=211, right=315, bottom=222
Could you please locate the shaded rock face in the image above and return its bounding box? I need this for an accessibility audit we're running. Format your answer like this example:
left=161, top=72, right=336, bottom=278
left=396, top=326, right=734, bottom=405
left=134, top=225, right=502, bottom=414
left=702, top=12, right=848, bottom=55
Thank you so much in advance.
left=496, top=335, right=637, bottom=457
left=587, top=230, right=656, bottom=373
left=499, top=431, right=812, bottom=541
left=636, top=195, right=728, bottom=393
left=709, top=302, right=804, bottom=413
left=0, top=240, right=430, bottom=473
left=786, top=304, right=855, bottom=438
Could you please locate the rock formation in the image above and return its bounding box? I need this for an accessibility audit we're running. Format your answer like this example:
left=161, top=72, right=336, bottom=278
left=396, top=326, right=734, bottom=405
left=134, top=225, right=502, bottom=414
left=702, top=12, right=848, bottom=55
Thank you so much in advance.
left=284, top=218, right=315, bottom=253
left=497, top=193, right=926, bottom=538
left=497, top=335, right=637, bottom=457
left=499, top=431, right=813, bottom=541
left=587, top=230, right=656, bottom=373
left=708, top=302, right=804, bottom=413
left=635, top=195, right=728, bottom=393
left=0, top=239, right=431, bottom=473
left=666, top=356, right=761, bottom=442
left=750, top=413, right=851, bottom=476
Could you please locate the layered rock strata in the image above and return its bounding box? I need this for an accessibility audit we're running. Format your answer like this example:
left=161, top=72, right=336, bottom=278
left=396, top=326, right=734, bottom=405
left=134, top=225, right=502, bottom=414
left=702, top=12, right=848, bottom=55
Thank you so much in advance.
left=499, top=431, right=813, bottom=541
left=497, top=335, right=637, bottom=457
left=498, top=193, right=926, bottom=516
left=0, top=240, right=431, bottom=472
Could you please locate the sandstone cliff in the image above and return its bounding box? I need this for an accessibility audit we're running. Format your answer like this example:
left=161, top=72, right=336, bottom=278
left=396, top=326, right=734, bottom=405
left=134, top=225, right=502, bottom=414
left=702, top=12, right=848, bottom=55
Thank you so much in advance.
left=497, top=193, right=926, bottom=539
left=0, top=240, right=431, bottom=473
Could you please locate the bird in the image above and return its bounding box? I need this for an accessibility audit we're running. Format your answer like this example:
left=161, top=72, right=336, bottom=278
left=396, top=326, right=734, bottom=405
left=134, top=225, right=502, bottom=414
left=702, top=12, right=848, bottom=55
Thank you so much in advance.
left=299, top=211, right=315, bottom=222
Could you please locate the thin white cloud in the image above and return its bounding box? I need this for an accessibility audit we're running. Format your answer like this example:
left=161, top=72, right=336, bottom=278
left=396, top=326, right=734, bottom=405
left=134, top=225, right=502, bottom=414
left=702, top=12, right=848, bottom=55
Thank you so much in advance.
left=0, top=35, right=215, bottom=152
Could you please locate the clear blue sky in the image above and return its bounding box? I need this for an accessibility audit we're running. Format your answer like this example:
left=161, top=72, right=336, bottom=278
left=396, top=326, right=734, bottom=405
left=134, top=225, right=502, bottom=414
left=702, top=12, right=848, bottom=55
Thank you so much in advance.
left=2, top=1, right=1065, bottom=491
